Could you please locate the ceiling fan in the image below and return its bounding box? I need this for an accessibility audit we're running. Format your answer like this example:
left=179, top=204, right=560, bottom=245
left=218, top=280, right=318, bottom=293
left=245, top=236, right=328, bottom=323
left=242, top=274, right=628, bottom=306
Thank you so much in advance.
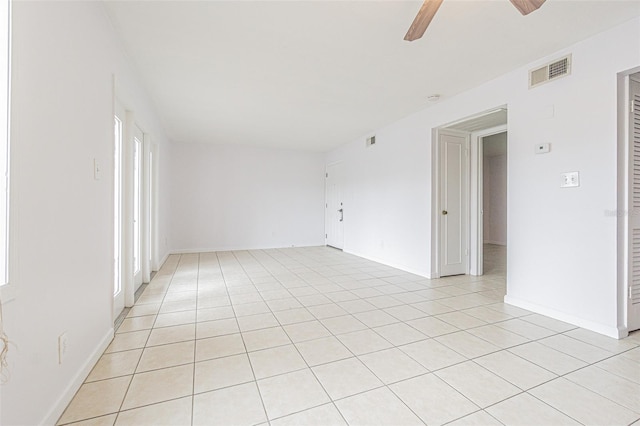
left=404, top=0, right=546, bottom=41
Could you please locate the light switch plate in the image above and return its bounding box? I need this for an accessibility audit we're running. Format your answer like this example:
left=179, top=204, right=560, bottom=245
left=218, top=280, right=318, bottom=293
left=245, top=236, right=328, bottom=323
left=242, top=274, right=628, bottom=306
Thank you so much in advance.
left=561, top=171, right=580, bottom=188
left=535, top=143, right=551, bottom=154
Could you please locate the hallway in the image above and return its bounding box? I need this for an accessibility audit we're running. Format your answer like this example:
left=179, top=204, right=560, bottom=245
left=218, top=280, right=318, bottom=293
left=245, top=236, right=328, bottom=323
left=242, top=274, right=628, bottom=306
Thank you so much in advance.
left=59, top=247, right=640, bottom=425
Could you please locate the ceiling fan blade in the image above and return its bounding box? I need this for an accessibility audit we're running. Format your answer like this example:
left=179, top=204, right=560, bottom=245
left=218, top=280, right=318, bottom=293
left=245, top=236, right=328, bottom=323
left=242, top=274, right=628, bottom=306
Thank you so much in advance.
left=404, top=0, right=444, bottom=42
left=509, top=0, right=546, bottom=16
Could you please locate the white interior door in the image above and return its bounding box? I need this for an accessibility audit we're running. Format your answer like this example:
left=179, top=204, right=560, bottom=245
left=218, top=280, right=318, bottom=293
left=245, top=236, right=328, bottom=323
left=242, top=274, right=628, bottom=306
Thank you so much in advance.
left=113, top=105, right=124, bottom=319
left=325, top=162, right=344, bottom=250
left=628, top=75, right=640, bottom=331
left=440, top=130, right=469, bottom=277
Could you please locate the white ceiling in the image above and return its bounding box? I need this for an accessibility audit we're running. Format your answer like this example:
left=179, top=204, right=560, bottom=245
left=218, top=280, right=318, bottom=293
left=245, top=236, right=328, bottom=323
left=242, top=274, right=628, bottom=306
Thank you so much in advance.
left=103, top=0, right=640, bottom=152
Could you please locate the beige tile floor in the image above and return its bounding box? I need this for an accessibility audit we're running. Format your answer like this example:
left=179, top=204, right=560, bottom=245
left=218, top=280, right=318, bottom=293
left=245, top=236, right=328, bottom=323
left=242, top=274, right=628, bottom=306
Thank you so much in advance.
left=58, top=245, right=640, bottom=426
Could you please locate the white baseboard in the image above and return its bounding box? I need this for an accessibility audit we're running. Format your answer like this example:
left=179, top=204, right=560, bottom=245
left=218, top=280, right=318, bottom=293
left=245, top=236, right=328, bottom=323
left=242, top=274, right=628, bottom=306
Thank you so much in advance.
left=170, top=243, right=324, bottom=255
left=155, top=251, right=170, bottom=271
left=42, top=327, right=114, bottom=425
left=344, top=249, right=430, bottom=279
left=504, top=295, right=623, bottom=339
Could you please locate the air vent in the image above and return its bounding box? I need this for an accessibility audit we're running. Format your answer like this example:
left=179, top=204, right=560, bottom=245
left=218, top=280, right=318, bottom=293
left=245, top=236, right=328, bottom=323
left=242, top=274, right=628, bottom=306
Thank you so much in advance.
left=529, top=54, right=572, bottom=89
left=366, top=135, right=376, bottom=147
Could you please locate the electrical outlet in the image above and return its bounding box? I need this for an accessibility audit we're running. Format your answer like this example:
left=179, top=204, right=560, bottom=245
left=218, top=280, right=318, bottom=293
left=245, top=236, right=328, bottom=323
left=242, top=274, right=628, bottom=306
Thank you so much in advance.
left=561, top=171, right=580, bottom=188
left=58, top=332, right=68, bottom=364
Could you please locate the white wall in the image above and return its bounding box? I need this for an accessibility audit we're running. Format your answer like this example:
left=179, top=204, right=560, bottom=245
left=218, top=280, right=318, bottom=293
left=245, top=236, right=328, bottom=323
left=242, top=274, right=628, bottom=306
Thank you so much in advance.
left=1, top=2, right=171, bottom=425
left=170, top=142, right=325, bottom=252
left=327, top=18, right=640, bottom=337
left=326, top=120, right=433, bottom=276
left=483, top=133, right=507, bottom=246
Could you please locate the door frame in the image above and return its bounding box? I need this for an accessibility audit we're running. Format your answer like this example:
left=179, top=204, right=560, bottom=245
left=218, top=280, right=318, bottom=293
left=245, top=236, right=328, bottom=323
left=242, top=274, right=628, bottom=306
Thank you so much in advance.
left=431, top=108, right=508, bottom=279
left=141, top=134, right=151, bottom=283
left=150, top=142, right=160, bottom=272
left=113, top=101, right=126, bottom=320
left=618, top=67, right=640, bottom=336
left=123, top=111, right=136, bottom=306
left=132, top=125, right=144, bottom=291
left=119, top=111, right=153, bottom=308
left=469, top=125, right=507, bottom=276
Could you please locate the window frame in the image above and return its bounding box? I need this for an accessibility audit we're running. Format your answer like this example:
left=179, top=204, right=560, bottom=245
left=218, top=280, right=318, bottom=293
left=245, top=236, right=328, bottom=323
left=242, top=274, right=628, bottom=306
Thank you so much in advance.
left=0, top=0, right=12, bottom=302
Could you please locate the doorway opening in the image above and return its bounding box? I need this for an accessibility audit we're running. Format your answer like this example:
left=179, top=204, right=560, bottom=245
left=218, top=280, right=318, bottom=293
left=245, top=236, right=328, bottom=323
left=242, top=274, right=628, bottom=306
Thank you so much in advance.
left=481, top=131, right=507, bottom=279
left=432, top=107, right=508, bottom=279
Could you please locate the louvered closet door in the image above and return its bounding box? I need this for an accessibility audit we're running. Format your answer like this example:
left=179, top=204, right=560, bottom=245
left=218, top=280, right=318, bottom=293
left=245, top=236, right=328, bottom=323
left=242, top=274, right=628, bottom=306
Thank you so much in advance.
left=629, top=77, right=640, bottom=332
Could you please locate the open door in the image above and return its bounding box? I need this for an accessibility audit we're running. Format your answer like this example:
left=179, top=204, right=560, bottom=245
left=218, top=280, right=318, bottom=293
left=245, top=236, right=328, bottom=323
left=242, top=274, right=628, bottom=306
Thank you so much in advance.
left=439, top=129, right=469, bottom=277
left=326, top=162, right=344, bottom=250
left=628, top=75, right=640, bottom=332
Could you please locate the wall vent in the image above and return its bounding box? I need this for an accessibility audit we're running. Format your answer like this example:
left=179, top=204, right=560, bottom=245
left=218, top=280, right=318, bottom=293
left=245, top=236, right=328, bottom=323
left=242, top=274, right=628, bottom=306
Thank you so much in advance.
left=529, top=54, right=572, bottom=89
left=366, top=135, right=376, bottom=147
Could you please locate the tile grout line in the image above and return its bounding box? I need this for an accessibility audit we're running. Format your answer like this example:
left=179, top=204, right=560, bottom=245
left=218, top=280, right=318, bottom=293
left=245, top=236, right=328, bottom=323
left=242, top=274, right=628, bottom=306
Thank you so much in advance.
left=246, top=248, right=351, bottom=426
left=189, top=252, right=201, bottom=426
left=115, top=254, right=181, bottom=422
left=58, top=246, right=640, bottom=426
left=227, top=250, right=272, bottom=426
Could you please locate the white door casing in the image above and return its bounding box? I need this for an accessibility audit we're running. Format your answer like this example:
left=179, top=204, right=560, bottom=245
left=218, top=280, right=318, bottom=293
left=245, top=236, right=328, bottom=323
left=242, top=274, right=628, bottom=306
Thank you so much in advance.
left=133, top=126, right=143, bottom=290
left=141, top=135, right=151, bottom=284
left=439, top=130, right=469, bottom=277
left=628, top=76, right=640, bottom=332
left=325, top=162, right=344, bottom=250
left=470, top=131, right=484, bottom=277
left=113, top=103, right=125, bottom=319
left=123, top=110, right=135, bottom=307
left=122, top=116, right=150, bottom=307
left=150, top=143, right=160, bottom=271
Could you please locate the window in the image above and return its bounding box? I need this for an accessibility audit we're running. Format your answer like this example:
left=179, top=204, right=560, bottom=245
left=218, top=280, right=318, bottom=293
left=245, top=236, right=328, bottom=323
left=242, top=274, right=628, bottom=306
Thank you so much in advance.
left=113, top=115, right=122, bottom=297
left=0, top=0, right=11, bottom=297
left=0, top=0, right=11, bottom=381
left=133, top=131, right=142, bottom=276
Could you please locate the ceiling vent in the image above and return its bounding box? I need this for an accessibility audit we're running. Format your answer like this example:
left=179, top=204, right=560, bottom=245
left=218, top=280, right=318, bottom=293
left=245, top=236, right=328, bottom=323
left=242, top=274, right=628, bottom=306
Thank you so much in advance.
left=366, top=135, right=376, bottom=147
left=529, top=54, right=572, bottom=89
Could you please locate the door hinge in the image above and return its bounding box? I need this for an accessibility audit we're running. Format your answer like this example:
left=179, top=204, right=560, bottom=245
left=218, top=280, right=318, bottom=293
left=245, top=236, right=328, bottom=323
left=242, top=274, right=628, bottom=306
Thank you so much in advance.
left=325, top=234, right=327, bottom=239
left=326, top=173, right=328, bottom=178
left=326, top=203, right=328, bottom=208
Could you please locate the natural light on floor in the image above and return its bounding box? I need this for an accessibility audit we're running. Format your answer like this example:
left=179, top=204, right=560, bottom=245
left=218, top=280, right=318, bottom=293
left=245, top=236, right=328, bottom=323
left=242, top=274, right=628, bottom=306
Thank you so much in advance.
left=58, top=246, right=640, bottom=425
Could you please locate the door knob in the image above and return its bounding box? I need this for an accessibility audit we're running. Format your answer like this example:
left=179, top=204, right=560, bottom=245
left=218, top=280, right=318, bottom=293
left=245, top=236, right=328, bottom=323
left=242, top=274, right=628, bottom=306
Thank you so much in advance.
left=442, top=210, right=448, bottom=215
